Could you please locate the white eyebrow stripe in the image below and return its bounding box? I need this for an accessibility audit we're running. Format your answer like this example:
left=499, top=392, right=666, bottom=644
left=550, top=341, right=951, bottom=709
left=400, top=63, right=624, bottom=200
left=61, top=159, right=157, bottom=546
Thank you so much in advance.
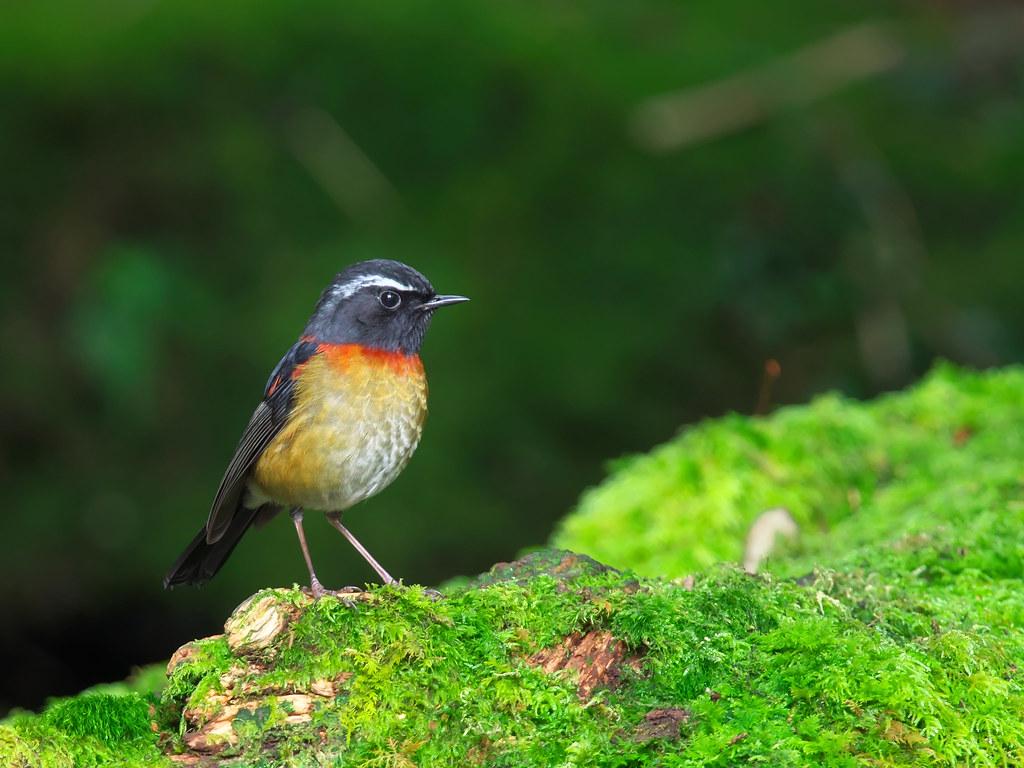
left=332, top=274, right=418, bottom=299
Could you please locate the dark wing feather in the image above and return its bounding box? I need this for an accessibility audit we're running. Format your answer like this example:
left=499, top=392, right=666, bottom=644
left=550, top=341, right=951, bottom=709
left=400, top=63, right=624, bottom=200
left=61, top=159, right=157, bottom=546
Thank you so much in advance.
left=204, top=339, right=320, bottom=544
left=204, top=401, right=278, bottom=543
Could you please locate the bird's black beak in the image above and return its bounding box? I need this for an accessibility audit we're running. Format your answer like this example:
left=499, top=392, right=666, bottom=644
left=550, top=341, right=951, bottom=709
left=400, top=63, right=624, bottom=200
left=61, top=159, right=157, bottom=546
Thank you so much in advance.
left=418, top=294, right=470, bottom=312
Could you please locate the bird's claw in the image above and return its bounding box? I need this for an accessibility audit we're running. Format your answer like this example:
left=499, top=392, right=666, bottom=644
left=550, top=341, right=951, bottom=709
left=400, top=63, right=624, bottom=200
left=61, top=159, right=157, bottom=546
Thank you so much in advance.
left=306, top=577, right=331, bottom=600
left=304, top=579, right=365, bottom=608
left=330, top=585, right=364, bottom=608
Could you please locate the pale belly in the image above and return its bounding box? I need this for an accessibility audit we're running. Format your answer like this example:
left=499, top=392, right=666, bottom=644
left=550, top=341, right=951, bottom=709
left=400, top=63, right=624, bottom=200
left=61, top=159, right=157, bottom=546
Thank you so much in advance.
left=248, top=353, right=427, bottom=512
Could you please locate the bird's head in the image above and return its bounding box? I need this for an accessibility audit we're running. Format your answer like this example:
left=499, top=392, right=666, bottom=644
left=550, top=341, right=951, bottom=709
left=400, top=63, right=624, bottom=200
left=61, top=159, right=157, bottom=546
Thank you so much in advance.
left=304, top=259, right=468, bottom=354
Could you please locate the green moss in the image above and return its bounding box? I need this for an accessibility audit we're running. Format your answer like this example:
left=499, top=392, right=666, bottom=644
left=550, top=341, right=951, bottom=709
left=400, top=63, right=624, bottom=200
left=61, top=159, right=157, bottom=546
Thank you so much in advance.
left=42, top=693, right=153, bottom=743
left=1, top=693, right=168, bottom=768
left=154, top=556, right=1019, bottom=764
left=4, top=364, right=1023, bottom=766
left=556, top=363, right=1023, bottom=575
left=552, top=363, right=1024, bottom=764
left=162, top=634, right=234, bottom=707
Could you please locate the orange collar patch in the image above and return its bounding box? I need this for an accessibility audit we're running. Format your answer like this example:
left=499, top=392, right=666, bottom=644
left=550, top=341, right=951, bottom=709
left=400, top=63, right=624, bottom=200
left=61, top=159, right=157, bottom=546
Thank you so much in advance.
left=310, top=342, right=423, bottom=375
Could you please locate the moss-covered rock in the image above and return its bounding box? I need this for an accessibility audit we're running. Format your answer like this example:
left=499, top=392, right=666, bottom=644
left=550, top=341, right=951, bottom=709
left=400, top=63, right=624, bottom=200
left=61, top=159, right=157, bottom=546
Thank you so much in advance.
left=556, top=362, right=1024, bottom=581
left=3, top=364, right=1023, bottom=766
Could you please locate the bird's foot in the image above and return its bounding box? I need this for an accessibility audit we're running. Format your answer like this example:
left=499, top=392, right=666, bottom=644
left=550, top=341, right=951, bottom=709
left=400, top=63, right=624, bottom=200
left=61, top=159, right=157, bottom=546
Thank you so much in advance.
left=328, top=585, right=366, bottom=608
left=335, top=585, right=364, bottom=594
left=303, top=580, right=367, bottom=607
left=307, top=577, right=331, bottom=600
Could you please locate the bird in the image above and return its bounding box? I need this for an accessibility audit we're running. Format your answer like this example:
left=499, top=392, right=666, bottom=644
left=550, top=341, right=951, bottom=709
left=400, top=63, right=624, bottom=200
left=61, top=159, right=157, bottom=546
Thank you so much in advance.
left=163, top=259, right=468, bottom=597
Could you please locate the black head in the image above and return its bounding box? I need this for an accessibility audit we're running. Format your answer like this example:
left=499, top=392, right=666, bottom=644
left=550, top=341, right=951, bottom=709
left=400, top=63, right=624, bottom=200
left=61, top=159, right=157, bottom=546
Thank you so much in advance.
left=304, top=259, right=468, bottom=353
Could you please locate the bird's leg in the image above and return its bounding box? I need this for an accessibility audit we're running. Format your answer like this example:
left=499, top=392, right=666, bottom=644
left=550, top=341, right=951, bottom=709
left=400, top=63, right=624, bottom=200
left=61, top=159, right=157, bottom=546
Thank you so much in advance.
left=326, top=512, right=397, bottom=586
left=291, top=508, right=329, bottom=598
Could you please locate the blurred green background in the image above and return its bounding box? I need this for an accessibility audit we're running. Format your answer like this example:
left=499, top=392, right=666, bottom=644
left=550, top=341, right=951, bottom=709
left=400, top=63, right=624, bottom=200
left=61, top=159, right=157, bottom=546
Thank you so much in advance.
left=2, top=0, right=1023, bottom=715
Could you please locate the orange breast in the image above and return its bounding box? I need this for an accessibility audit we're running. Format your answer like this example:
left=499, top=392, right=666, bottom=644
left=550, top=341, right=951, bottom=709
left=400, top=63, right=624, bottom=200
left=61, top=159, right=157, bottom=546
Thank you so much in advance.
left=251, top=344, right=427, bottom=511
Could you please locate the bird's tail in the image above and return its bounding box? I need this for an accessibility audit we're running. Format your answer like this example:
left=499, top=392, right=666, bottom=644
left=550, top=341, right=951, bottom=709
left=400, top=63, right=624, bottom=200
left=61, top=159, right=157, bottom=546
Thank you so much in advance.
left=163, top=506, right=261, bottom=588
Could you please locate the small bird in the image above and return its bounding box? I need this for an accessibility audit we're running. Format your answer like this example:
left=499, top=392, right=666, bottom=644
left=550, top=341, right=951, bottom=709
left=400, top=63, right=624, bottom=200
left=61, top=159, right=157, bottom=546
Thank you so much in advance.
left=164, top=259, right=468, bottom=596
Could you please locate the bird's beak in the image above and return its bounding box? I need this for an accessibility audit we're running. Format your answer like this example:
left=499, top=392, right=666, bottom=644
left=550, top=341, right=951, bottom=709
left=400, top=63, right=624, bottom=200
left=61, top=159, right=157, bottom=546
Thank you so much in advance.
left=418, top=294, right=470, bottom=312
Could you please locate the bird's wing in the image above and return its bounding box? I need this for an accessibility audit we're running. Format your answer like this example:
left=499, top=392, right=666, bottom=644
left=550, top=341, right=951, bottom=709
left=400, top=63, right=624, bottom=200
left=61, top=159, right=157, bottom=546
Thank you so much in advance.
left=204, top=339, right=320, bottom=544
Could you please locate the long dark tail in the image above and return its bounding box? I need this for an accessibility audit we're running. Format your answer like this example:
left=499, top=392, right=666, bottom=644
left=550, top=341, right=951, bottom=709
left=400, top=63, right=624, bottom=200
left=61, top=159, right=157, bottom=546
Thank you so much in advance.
left=163, top=506, right=261, bottom=588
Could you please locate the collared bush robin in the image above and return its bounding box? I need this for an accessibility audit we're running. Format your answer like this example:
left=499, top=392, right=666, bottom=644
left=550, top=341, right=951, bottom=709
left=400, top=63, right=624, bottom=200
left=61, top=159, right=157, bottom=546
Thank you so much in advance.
left=164, top=259, right=468, bottom=596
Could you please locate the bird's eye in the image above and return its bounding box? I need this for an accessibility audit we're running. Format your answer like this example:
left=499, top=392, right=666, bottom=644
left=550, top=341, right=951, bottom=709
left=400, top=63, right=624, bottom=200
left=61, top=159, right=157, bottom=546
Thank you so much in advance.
left=378, top=290, right=401, bottom=310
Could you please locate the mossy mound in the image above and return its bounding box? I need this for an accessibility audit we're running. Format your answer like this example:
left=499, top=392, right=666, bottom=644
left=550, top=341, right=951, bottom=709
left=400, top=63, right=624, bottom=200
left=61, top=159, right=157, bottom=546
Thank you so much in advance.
left=3, top=364, right=1023, bottom=766
left=557, top=363, right=1024, bottom=579
left=0, top=689, right=167, bottom=767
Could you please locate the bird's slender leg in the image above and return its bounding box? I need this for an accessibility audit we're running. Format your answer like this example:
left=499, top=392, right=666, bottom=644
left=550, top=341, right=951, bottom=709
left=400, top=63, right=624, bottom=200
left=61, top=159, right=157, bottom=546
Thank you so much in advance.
left=326, top=512, right=397, bottom=586
left=291, top=508, right=329, bottom=598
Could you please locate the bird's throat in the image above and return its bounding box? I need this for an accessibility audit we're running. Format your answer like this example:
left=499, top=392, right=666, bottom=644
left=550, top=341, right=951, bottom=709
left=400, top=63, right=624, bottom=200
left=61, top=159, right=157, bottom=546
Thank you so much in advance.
left=301, top=340, right=423, bottom=376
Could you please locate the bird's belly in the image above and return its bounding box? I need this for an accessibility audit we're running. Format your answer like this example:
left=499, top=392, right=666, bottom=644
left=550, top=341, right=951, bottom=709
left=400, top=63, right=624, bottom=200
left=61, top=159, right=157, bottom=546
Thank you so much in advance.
left=250, top=352, right=427, bottom=511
